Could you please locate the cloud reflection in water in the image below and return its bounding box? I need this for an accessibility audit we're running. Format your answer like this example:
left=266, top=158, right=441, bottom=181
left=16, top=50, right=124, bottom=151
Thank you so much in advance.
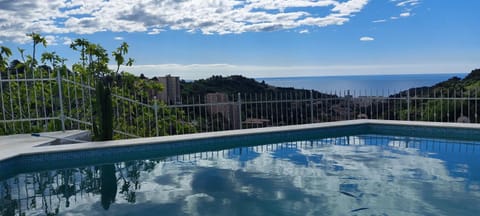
left=1, top=135, right=480, bottom=216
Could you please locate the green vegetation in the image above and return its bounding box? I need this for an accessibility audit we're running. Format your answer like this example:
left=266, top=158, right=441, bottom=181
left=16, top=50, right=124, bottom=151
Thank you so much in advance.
left=390, top=69, right=480, bottom=122
left=0, top=158, right=162, bottom=215
left=93, top=78, right=114, bottom=141
left=180, top=75, right=338, bottom=127
left=0, top=33, right=195, bottom=138
left=181, top=75, right=326, bottom=97
left=1, top=32, right=479, bottom=137
left=181, top=71, right=480, bottom=125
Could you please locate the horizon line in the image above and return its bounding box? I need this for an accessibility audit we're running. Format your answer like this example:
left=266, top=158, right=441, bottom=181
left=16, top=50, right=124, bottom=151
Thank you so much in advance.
left=118, top=63, right=478, bottom=80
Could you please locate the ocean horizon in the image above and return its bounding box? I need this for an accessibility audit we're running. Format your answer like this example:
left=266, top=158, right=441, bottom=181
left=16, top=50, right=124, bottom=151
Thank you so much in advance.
left=257, top=73, right=467, bottom=96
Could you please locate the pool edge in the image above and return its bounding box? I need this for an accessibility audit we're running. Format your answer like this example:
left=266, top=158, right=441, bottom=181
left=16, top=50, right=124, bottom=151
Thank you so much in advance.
left=3, top=120, right=480, bottom=162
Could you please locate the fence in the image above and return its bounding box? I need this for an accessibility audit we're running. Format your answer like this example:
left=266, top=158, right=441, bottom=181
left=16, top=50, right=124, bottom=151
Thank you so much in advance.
left=174, top=88, right=479, bottom=131
left=1, top=68, right=479, bottom=138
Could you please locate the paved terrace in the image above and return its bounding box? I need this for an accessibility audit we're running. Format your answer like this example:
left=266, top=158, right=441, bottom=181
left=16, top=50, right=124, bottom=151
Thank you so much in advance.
left=0, top=130, right=90, bottom=161
left=1, top=120, right=480, bottom=162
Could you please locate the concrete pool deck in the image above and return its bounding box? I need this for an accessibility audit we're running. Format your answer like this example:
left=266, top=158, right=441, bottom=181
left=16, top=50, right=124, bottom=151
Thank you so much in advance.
left=0, top=130, right=90, bottom=161
left=1, top=120, right=480, bottom=162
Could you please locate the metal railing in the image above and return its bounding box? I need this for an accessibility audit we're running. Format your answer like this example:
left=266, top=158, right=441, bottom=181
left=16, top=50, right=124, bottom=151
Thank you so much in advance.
left=1, top=68, right=479, bottom=138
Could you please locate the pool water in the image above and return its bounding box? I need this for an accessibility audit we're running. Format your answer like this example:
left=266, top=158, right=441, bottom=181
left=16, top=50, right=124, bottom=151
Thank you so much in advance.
left=1, top=134, right=480, bottom=215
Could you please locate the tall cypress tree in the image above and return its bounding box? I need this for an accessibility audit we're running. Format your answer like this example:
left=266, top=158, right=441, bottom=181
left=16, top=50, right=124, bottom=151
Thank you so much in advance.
left=93, top=77, right=113, bottom=141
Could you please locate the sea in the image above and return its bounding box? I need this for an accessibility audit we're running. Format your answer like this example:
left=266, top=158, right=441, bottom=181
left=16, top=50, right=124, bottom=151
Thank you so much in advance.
left=257, top=73, right=467, bottom=96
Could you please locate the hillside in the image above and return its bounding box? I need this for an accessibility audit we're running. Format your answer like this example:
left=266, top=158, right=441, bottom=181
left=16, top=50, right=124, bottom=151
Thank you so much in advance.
left=394, top=69, right=480, bottom=97
left=180, top=75, right=333, bottom=98
left=387, top=68, right=480, bottom=122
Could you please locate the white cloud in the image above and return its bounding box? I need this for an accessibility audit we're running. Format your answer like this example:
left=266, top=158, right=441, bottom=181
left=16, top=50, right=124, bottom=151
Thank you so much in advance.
left=372, top=0, right=420, bottom=22
left=331, top=0, right=369, bottom=16
left=122, top=63, right=475, bottom=80
left=148, top=28, right=163, bottom=35
left=62, top=37, right=72, bottom=45
left=44, top=35, right=58, bottom=46
left=360, top=36, right=375, bottom=41
left=114, top=36, right=124, bottom=41
left=372, top=19, right=387, bottom=23
left=392, top=0, right=420, bottom=17
left=392, top=0, right=420, bottom=7
left=0, top=0, right=371, bottom=43
left=299, top=29, right=310, bottom=34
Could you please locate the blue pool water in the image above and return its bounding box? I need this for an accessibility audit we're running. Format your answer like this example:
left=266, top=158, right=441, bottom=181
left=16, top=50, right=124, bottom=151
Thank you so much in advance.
left=1, top=134, right=480, bottom=215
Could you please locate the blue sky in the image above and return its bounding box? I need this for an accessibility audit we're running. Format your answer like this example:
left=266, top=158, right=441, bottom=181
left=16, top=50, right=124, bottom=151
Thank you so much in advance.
left=0, top=0, right=479, bottom=79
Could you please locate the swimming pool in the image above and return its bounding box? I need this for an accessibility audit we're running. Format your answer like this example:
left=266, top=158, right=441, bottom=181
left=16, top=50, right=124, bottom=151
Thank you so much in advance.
left=1, top=120, right=480, bottom=215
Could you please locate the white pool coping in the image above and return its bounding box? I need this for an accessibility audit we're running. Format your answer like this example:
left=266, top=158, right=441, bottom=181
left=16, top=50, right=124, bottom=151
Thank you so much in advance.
left=0, top=130, right=90, bottom=161
left=1, top=120, right=480, bottom=162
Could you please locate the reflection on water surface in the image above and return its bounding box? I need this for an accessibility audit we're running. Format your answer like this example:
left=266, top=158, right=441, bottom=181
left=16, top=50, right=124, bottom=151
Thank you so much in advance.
left=1, top=135, right=480, bottom=215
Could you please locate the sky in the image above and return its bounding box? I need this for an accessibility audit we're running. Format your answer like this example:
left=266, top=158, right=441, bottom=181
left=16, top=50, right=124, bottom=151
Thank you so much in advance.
left=0, top=0, right=479, bottom=80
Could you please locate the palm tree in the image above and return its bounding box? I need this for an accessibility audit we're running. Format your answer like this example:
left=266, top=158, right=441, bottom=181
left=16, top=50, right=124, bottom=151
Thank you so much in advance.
left=26, top=32, right=47, bottom=68
left=17, top=48, right=26, bottom=62
left=41, top=51, right=61, bottom=69
left=112, top=42, right=134, bottom=74
left=85, top=43, right=110, bottom=76
left=70, top=38, right=90, bottom=69
left=0, top=46, right=12, bottom=72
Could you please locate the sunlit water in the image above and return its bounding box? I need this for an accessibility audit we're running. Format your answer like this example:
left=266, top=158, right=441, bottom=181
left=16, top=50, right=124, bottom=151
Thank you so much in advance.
left=258, top=73, right=467, bottom=96
left=1, top=135, right=480, bottom=216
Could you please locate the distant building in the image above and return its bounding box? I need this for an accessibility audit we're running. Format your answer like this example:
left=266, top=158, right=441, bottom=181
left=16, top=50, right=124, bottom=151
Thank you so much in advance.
left=205, top=92, right=240, bottom=129
left=152, top=75, right=181, bottom=104
left=353, top=96, right=386, bottom=108
left=205, top=93, right=230, bottom=114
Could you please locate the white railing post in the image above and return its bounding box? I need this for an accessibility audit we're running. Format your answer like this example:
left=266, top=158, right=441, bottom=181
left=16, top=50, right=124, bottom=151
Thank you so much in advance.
left=407, top=90, right=411, bottom=121
left=56, top=68, right=65, bottom=131
left=310, top=89, right=314, bottom=123
left=237, top=92, right=242, bottom=129
left=154, top=96, right=159, bottom=136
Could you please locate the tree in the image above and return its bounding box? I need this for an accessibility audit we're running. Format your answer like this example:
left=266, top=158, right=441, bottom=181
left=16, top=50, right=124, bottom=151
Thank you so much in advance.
left=1, top=40, right=196, bottom=137
left=100, top=164, right=117, bottom=210
left=70, top=38, right=90, bottom=69
left=92, top=77, right=114, bottom=141
left=85, top=43, right=110, bottom=77
left=26, top=32, right=47, bottom=67
left=0, top=46, right=12, bottom=71
left=41, top=52, right=62, bottom=69
left=112, top=42, right=134, bottom=74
